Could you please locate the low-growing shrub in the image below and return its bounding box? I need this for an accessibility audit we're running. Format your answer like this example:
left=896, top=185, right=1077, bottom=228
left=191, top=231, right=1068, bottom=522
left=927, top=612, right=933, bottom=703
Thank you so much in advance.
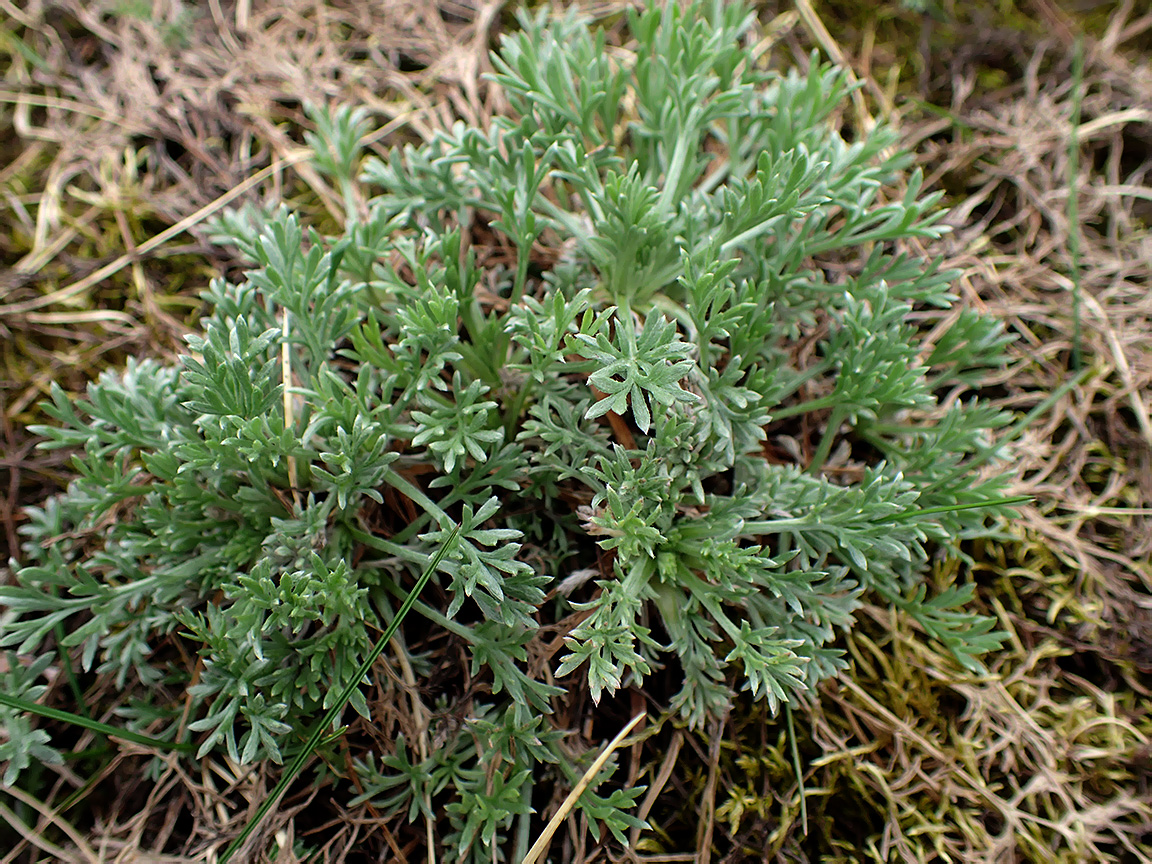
left=1, top=1, right=1020, bottom=857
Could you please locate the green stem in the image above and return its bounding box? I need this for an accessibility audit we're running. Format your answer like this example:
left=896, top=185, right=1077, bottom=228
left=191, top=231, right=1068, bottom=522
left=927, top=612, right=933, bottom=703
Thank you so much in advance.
left=741, top=495, right=1033, bottom=536
left=0, top=692, right=195, bottom=753
left=770, top=392, right=839, bottom=421
left=53, top=622, right=89, bottom=720
left=488, top=236, right=534, bottom=400
left=806, top=405, right=849, bottom=474
left=338, top=177, right=359, bottom=227
left=378, top=468, right=452, bottom=545
left=345, top=525, right=435, bottom=565
left=922, top=366, right=1093, bottom=494
left=785, top=703, right=808, bottom=834
left=510, top=239, right=532, bottom=307
left=503, top=378, right=534, bottom=441
left=378, top=582, right=474, bottom=641
left=675, top=569, right=742, bottom=642
left=657, top=131, right=691, bottom=216
left=885, top=495, right=1033, bottom=520
left=741, top=517, right=814, bottom=533
left=719, top=214, right=788, bottom=256
left=455, top=340, right=502, bottom=390
left=513, top=775, right=534, bottom=861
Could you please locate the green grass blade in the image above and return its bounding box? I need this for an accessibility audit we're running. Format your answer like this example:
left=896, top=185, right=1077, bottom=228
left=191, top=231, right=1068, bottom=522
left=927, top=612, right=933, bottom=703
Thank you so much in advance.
left=924, top=365, right=1095, bottom=495
left=785, top=703, right=808, bottom=833
left=0, top=691, right=197, bottom=753
left=54, top=621, right=90, bottom=719
left=218, top=523, right=461, bottom=863
left=886, top=495, right=1033, bottom=521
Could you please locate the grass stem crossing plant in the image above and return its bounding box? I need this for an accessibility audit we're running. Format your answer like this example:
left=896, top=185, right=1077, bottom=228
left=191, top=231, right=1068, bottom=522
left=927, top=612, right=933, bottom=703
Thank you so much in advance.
left=2, top=1, right=1021, bottom=857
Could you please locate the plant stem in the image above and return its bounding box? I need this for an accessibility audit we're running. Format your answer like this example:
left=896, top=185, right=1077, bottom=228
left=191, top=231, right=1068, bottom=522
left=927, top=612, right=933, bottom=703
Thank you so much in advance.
left=807, top=405, right=849, bottom=474
left=0, top=692, right=196, bottom=753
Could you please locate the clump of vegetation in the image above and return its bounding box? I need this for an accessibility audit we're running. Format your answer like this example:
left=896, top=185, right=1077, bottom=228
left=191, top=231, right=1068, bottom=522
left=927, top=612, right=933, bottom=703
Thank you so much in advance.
left=1, top=1, right=1021, bottom=857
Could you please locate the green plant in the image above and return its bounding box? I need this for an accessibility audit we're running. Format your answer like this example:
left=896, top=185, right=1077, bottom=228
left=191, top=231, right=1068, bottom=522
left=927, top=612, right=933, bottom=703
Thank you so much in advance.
left=1, top=1, right=1021, bottom=858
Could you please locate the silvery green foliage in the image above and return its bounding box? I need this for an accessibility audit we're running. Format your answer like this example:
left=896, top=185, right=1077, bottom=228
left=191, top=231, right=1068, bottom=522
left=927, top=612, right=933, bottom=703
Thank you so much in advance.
left=2, top=1, right=1016, bottom=857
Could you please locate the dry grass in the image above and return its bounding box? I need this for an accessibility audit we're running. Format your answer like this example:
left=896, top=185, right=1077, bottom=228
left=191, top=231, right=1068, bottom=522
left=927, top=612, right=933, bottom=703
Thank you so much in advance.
left=1, top=0, right=1151, bottom=861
